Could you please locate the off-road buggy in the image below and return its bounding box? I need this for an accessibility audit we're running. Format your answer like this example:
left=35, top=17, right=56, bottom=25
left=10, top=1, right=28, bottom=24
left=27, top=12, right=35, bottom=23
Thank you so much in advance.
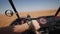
left=5, top=0, right=60, bottom=34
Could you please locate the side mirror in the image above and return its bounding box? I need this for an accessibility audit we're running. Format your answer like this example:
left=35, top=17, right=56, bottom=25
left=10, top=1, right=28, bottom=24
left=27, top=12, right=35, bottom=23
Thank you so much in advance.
left=5, top=10, right=13, bottom=17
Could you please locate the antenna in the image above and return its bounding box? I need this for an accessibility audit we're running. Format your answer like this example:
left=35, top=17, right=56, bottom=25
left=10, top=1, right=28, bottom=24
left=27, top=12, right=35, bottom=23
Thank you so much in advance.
left=9, top=0, right=20, bottom=18
left=55, top=7, right=60, bottom=16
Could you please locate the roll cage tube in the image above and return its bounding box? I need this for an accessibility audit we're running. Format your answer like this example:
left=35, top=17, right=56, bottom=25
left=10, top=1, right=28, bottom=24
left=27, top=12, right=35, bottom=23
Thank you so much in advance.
left=55, top=7, right=60, bottom=16
left=9, top=0, right=20, bottom=18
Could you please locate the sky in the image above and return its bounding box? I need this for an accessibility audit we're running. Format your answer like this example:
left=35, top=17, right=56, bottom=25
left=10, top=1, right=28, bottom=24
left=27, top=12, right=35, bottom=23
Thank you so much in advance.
left=0, top=0, right=60, bottom=14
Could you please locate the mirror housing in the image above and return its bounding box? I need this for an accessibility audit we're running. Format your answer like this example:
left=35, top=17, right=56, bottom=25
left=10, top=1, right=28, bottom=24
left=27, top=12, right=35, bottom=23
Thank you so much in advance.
left=5, top=10, right=13, bottom=17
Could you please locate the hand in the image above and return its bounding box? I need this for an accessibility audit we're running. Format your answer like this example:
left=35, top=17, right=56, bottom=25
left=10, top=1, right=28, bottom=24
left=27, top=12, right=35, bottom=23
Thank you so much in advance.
left=29, top=20, right=40, bottom=31
left=29, top=20, right=40, bottom=34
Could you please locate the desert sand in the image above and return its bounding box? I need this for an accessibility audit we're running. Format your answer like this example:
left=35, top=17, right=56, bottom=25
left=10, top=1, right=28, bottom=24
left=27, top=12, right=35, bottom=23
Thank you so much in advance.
left=0, top=9, right=60, bottom=27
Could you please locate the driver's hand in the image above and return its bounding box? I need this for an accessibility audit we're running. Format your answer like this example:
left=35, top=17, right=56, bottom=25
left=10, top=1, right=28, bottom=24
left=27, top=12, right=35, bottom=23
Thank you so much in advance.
left=29, top=20, right=40, bottom=34
left=29, top=20, right=40, bottom=31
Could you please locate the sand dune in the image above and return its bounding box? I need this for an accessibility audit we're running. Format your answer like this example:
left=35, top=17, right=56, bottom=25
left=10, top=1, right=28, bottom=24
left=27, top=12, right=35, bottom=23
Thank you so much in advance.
left=0, top=9, right=60, bottom=27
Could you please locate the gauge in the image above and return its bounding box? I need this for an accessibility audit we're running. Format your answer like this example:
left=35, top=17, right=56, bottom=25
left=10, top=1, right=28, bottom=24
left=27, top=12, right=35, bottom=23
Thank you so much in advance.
left=38, top=18, right=47, bottom=25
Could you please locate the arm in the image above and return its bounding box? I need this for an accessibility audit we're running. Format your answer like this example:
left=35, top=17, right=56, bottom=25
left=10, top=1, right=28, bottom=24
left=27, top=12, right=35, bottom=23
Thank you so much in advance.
left=0, top=20, right=40, bottom=34
left=13, top=20, right=40, bottom=34
left=0, top=23, right=29, bottom=34
left=13, top=23, right=29, bottom=33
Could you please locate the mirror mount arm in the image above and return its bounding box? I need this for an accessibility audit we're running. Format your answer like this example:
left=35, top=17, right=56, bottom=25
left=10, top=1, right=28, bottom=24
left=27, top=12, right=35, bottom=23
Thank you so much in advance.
left=9, top=0, right=20, bottom=18
left=55, top=7, right=60, bottom=16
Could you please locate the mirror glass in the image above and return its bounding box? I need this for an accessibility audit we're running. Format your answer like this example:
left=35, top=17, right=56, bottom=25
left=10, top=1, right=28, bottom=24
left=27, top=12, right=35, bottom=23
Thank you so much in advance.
left=5, top=10, right=13, bottom=17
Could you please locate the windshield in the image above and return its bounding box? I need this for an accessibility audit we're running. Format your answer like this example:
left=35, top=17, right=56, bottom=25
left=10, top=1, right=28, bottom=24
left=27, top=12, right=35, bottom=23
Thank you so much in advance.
left=0, top=0, right=60, bottom=27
